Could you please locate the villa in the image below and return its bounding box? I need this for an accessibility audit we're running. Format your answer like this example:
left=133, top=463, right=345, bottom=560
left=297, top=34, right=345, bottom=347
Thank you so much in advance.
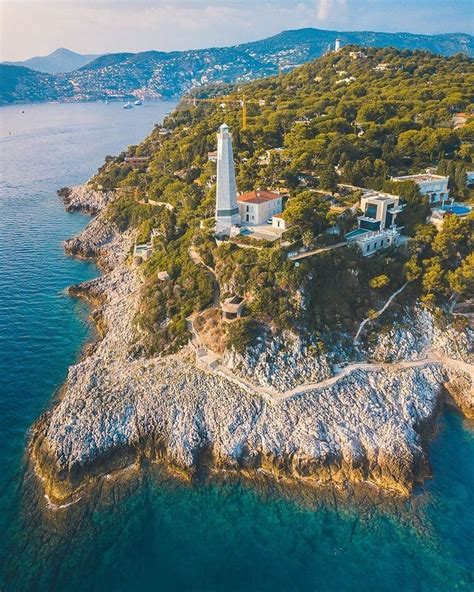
left=258, top=147, right=286, bottom=166
left=346, top=191, right=406, bottom=256
left=238, top=190, right=283, bottom=225
left=428, top=201, right=472, bottom=228
left=391, top=173, right=449, bottom=204
left=125, top=156, right=149, bottom=168
left=349, top=51, right=366, bottom=60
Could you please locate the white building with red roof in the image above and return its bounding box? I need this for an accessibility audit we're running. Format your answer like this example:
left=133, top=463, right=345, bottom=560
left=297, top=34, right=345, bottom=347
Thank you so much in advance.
left=237, top=189, right=283, bottom=225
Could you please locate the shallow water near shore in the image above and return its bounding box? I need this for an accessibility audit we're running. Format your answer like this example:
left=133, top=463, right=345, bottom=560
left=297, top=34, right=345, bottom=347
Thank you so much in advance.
left=1, top=102, right=473, bottom=591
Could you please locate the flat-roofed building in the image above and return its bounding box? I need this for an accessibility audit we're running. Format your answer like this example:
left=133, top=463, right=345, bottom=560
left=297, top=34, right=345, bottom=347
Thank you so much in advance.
left=238, top=189, right=283, bottom=225
left=272, top=213, right=288, bottom=230
left=125, top=156, right=149, bottom=168
left=391, top=173, right=449, bottom=204
left=359, top=192, right=404, bottom=231
left=345, top=191, right=406, bottom=256
left=221, top=296, right=244, bottom=321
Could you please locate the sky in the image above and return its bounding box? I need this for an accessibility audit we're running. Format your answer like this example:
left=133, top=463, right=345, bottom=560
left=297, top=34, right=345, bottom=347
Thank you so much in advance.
left=1, top=0, right=473, bottom=62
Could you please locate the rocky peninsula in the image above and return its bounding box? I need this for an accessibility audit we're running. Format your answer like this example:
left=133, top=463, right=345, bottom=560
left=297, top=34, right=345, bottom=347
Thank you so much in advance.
left=29, top=186, right=474, bottom=506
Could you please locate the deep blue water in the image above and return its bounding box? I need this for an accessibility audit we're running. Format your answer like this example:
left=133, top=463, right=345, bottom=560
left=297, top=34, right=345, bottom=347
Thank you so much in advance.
left=1, top=102, right=473, bottom=592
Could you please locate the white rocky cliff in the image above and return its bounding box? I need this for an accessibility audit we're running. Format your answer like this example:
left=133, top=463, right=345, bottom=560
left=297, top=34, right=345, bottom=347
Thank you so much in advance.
left=30, top=186, right=474, bottom=505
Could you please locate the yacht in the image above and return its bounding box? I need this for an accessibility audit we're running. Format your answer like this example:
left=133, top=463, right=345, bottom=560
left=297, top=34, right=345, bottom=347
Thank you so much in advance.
left=134, top=99, right=143, bottom=106
left=123, top=102, right=133, bottom=110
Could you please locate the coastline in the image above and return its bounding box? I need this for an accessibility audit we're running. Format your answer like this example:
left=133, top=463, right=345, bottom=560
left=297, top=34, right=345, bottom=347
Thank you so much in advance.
left=29, top=184, right=474, bottom=507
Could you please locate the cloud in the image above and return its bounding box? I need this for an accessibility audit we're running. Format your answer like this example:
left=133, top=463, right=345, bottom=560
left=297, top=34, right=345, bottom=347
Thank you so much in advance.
left=315, top=0, right=347, bottom=21
left=1, top=0, right=472, bottom=62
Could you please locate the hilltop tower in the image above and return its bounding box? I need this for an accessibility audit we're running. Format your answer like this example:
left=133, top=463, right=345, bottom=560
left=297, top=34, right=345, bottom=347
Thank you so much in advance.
left=335, top=38, right=341, bottom=52
left=215, top=123, right=240, bottom=235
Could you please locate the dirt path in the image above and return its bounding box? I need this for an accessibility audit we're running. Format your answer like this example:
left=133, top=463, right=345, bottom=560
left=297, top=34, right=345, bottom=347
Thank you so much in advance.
left=189, top=246, right=220, bottom=307
left=187, top=249, right=472, bottom=405
left=354, top=282, right=409, bottom=343
left=288, top=241, right=347, bottom=261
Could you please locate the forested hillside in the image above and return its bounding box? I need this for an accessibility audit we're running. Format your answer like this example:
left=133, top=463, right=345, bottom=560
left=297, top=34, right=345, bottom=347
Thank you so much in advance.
left=1, top=27, right=473, bottom=105
left=91, top=47, right=473, bottom=354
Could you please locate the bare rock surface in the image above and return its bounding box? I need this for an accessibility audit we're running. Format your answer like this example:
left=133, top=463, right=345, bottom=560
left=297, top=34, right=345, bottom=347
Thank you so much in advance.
left=365, top=307, right=473, bottom=365
left=224, top=331, right=333, bottom=391
left=31, top=189, right=474, bottom=504
left=60, top=184, right=116, bottom=215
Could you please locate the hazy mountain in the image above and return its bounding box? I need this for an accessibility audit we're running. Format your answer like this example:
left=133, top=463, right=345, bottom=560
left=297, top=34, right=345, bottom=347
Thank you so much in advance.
left=1, top=28, right=472, bottom=105
left=3, top=48, right=100, bottom=74
left=237, top=28, right=473, bottom=63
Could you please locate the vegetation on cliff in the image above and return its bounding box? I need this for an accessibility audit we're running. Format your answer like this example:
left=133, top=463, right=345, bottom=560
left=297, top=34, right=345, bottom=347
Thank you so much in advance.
left=91, top=46, right=473, bottom=354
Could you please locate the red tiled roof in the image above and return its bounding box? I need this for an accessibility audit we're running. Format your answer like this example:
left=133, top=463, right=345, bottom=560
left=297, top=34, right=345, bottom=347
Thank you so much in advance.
left=237, top=190, right=281, bottom=205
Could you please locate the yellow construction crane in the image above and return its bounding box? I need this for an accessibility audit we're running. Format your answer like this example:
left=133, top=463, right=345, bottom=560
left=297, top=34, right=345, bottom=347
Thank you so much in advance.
left=184, top=94, right=264, bottom=130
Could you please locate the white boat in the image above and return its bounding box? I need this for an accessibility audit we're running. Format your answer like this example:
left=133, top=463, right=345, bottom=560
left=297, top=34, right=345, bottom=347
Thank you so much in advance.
left=123, top=102, right=133, bottom=110
left=105, top=100, right=109, bottom=105
left=134, top=99, right=143, bottom=106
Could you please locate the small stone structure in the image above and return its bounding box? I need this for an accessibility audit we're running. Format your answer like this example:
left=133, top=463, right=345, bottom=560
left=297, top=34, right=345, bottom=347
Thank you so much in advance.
left=221, top=296, right=244, bottom=321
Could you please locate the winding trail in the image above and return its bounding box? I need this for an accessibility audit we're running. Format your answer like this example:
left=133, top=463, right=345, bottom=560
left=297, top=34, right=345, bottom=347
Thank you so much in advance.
left=288, top=241, right=348, bottom=261
left=189, top=325, right=473, bottom=405
left=189, top=246, right=220, bottom=307
left=187, top=247, right=473, bottom=404
left=354, top=282, right=409, bottom=343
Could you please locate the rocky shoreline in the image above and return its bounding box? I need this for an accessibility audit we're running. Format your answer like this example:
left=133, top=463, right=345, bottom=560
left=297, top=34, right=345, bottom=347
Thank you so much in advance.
left=29, top=185, right=474, bottom=506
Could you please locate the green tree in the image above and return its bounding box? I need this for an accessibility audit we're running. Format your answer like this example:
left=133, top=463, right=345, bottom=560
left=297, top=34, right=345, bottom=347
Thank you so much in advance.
left=369, top=275, right=390, bottom=289
left=319, top=167, right=339, bottom=194
left=422, top=258, right=445, bottom=295
left=447, top=253, right=474, bottom=296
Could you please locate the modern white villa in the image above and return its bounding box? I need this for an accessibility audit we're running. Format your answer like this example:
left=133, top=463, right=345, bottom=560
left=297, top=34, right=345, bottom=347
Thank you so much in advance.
left=346, top=191, right=406, bottom=256
left=237, top=190, right=283, bottom=225
left=391, top=173, right=449, bottom=204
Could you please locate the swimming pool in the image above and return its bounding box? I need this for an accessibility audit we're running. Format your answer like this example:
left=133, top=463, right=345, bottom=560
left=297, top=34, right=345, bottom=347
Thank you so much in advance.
left=345, top=228, right=369, bottom=240
left=439, top=204, right=471, bottom=216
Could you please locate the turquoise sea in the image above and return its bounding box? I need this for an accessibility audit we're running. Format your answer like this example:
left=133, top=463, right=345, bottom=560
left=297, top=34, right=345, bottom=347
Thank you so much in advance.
left=0, top=101, right=473, bottom=592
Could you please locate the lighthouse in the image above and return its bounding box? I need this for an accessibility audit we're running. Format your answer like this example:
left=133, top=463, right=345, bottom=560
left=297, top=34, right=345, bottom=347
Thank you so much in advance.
left=215, top=123, right=240, bottom=235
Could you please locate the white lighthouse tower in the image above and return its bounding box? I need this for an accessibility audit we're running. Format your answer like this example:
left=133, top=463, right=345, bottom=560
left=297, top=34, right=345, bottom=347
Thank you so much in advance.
left=335, top=38, right=341, bottom=52
left=215, top=123, right=240, bottom=235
